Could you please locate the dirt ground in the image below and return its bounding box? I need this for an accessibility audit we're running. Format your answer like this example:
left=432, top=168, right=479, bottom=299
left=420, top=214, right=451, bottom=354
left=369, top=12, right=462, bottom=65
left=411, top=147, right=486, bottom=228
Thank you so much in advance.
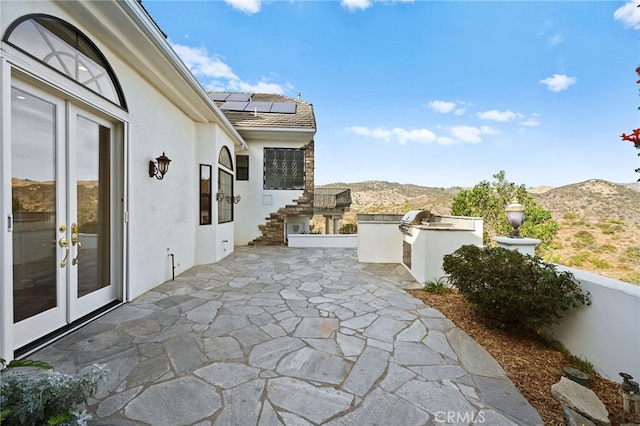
left=407, top=289, right=640, bottom=426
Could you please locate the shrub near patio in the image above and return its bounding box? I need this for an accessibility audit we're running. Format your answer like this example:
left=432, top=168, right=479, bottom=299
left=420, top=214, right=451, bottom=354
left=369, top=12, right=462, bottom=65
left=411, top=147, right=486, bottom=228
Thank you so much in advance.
left=442, top=245, right=591, bottom=331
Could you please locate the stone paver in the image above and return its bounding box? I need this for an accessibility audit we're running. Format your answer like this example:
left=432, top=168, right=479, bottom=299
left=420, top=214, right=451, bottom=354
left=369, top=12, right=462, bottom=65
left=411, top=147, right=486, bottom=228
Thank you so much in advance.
left=31, top=246, right=543, bottom=425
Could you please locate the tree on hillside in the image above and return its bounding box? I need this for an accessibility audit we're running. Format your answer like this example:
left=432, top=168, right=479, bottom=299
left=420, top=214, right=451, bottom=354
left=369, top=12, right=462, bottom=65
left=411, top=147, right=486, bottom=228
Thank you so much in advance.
left=451, top=171, right=559, bottom=257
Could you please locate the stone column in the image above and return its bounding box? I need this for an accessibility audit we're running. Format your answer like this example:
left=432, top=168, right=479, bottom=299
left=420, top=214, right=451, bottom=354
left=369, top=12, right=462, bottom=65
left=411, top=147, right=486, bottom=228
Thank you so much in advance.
left=333, top=218, right=341, bottom=234
left=325, top=216, right=331, bottom=234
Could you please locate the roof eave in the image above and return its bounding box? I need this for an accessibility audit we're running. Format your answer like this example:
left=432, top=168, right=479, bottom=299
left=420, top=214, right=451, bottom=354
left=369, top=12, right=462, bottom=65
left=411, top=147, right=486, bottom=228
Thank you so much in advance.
left=116, top=1, right=249, bottom=149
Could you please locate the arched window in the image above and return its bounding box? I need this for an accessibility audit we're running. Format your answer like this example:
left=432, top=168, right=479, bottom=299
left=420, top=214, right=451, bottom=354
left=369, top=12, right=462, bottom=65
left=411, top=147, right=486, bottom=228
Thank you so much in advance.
left=218, top=147, right=234, bottom=224
left=4, top=14, right=126, bottom=108
left=218, top=146, right=233, bottom=170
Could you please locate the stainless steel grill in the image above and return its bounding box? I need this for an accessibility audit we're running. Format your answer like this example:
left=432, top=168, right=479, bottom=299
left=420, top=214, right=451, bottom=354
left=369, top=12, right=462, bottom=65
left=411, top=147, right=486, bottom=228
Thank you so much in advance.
left=398, top=210, right=430, bottom=235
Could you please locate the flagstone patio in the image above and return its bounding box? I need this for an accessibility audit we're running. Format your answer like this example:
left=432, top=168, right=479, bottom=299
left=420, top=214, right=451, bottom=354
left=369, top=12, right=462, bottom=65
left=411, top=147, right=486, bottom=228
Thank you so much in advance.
left=31, top=246, right=543, bottom=425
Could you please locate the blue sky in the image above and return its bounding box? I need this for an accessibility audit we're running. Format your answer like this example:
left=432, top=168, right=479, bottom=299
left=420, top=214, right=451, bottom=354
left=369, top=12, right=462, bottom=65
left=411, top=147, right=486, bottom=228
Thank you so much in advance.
left=144, top=0, right=640, bottom=188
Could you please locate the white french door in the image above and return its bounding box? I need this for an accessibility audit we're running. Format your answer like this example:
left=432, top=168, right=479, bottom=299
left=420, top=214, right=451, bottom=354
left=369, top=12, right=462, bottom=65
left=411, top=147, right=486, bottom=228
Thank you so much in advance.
left=11, top=81, right=119, bottom=349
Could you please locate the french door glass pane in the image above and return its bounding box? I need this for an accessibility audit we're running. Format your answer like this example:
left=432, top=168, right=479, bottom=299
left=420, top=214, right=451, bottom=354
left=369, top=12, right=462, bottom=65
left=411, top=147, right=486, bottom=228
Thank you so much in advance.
left=76, top=116, right=110, bottom=297
left=11, top=88, right=58, bottom=323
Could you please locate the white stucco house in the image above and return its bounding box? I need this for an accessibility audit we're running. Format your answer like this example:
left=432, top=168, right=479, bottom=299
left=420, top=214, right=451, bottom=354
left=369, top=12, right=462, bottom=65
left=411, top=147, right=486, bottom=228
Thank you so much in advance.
left=0, top=0, right=316, bottom=362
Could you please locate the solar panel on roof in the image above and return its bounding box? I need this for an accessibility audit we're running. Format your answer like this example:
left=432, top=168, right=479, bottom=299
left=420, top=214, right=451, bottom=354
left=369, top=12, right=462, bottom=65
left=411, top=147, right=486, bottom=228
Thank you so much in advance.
left=226, top=93, right=252, bottom=102
left=270, top=103, right=296, bottom=114
left=209, top=92, right=231, bottom=101
left=220, top=101, right=249, bottom=111
left=245, top=102, right=272, bottom=112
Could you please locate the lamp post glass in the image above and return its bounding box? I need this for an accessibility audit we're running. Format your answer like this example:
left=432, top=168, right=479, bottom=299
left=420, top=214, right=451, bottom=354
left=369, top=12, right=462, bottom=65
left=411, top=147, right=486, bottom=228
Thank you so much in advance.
left=506, top=201, right=525, bottom=238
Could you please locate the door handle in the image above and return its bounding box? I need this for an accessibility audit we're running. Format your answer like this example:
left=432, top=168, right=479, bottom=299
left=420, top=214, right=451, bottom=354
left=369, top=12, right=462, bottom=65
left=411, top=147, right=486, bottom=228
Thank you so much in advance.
left=72, top=241, right=82, bottom=266
left=71, top=223, right=80, bottom=265
left=59, top=237, right=70, bottom=267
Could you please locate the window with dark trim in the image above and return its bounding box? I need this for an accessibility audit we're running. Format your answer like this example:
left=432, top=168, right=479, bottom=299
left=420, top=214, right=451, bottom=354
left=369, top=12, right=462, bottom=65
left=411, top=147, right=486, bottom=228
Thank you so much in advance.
left=200, top=164, right=212, bottom=225
left=218, top=146, right=234, bottom=224
left=218, top=169, right=233, bottom=224
left=263, top=148, right=305, bottom=190
left=236, top=155, right=249, bottom=181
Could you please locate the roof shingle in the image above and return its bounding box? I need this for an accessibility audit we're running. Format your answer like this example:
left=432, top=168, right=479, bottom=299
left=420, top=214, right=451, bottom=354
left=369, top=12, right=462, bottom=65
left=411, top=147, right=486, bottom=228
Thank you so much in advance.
left=208, top=92, right=316, bottom=130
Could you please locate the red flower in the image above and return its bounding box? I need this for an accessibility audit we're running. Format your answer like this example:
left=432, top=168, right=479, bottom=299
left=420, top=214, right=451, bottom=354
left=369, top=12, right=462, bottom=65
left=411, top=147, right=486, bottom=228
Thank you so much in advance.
left=621, top=128, right=640, bottom=148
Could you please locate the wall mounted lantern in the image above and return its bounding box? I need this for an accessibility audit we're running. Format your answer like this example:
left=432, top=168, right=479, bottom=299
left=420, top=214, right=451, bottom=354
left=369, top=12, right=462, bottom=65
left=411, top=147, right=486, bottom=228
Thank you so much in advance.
left=506, top=200, right=525, bottom=238
left=216, top=191, right=225, bottom=202
left=226, top=194, right=241, bottom=204
left=149, top=152, right=171, bottom=180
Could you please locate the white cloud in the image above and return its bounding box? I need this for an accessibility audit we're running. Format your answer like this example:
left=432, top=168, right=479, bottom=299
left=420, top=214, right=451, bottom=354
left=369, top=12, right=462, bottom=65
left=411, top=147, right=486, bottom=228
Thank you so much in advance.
left=171, top=43, right=238, bottom=80
left=521, top=114, right=540, bottom=127
left=229, top=79, right=291, bottom=94
left=450, top=126, right=482, bottom=144
left=341, top=0, right=372, bottom=11
left=346, top=126, right=393, bottom=140
left=346, top=125, right=436, bottom=144
left=480, top=125, right=499, bottom=135
left=428, top=100, right=456, bottom=113
left=539, top=74, right=577, bottom=92
left=449, top=125, right=497, bottom=144
left=547, top=33, right=564, bottom=47
left=476, top=109, right=517, bottom=122
left=170, top=41, right=287, bottom=94
left=392, top=128, right=437, bottom=145
left=437, top=136, right=458, bottom=146
left=225, top=0, right=262, bottom=14
left=428, top=100, right=466, bottom=116
left=341, top=0, right=414, bottom=11
left=614, top=1, right=640, bottom=29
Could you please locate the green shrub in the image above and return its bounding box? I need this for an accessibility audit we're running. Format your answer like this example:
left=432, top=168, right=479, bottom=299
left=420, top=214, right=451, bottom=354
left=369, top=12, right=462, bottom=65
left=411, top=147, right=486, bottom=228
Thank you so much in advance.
left=442, top=245, right=591, bottom=331
left=568, top=251, right=590, bottom=267
left=0, top=359, right=108, bottom=426
left=623, top=272, right=640, bottom=285
left=596, top=223, right=623, bottom=235
left=339, top=222, right=358, bottom=234
left=571, top=231, right=595, bottom=249
left=589, top=256, right=611, bottom=269
left=567, top=354, right=594, bottom=375
left=562, top=212, right=578, bottom=220
left=599, top=244, right=618, bottom=253
left=626, top=246, right=640, bottom=262
left=423, top=277, right=450, bottom=294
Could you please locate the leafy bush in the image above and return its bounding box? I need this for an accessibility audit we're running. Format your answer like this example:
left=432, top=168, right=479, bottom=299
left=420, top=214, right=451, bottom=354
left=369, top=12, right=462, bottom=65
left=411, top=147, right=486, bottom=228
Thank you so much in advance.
left=423, top=277, right=450, bottom=294
left=339, top=222, right=358, bottom=234
left=450, top=171, right=559, bottom=257
left=0, top=359, right=108, bottom=426
left=442, top=245, right=591, bottom=331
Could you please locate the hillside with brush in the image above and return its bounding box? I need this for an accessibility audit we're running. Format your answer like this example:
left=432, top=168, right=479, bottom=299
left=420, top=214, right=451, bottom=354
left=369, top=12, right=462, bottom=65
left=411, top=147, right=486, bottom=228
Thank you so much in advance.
left=314, top=179, right=640, bottom=285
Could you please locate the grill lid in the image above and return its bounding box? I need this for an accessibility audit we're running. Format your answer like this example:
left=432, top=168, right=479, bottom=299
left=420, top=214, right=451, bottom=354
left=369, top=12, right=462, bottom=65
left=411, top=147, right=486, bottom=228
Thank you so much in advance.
left=400, top=210, right=430, bottom=225
left=399, top=210, right=430, bottom=235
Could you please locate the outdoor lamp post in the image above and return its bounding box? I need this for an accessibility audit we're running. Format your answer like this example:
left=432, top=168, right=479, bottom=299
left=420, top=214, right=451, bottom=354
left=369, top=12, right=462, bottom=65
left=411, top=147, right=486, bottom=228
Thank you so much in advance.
left=506, top=200, right=525, bottom=238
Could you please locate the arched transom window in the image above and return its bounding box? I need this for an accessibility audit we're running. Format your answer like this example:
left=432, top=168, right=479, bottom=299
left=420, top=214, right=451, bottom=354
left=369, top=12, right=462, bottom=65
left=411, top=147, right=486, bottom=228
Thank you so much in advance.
left=4, top=15, right=126, bottom=108
left=218, top=146, right=233, bottom=170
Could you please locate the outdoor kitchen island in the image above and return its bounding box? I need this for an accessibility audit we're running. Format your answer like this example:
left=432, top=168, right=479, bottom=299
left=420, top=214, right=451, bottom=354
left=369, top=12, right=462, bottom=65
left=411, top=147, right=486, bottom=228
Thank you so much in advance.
left=399, top=211, right=483, bottom=284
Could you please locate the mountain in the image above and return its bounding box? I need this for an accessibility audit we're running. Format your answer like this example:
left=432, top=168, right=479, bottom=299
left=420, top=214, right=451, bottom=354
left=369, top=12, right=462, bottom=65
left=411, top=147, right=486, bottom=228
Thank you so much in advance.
left=315, top=179, right=640, bottom=285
